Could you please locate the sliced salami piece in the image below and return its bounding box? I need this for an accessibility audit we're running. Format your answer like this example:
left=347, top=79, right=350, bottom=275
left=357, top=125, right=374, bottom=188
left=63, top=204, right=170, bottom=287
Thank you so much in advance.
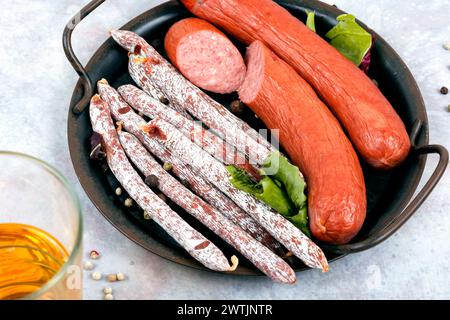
left=145, top=117, right=329, bottom=272
left=89, top=94, right=232, bottom=272
left=97, top=80, right=279, bottom=251
left=118, top=131, right=296, bottom=283
left=164, top=18, right=246, bottom=94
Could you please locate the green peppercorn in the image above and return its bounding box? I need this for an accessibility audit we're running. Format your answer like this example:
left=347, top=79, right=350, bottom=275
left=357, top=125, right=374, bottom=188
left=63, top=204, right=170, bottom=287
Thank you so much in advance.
left=163, top=162, right=173, bottom=171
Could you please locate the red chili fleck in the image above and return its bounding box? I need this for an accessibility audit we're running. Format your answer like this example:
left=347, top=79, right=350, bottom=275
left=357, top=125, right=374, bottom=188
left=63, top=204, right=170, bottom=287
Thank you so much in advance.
left=118, top=106, right=131, bottom=114
left=143, top=124, right=167, bottom=140
left=194, top=241, right=210, bottom=250
left=133, top=44, right=142, bottom=55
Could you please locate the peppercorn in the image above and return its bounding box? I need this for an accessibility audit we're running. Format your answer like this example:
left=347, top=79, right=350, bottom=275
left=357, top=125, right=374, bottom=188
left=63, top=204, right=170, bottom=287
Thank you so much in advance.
left=83, top=261, right=94, bottom=270
left=103, top=287, right=113, bottom=295
left=116, top=272, right=125, bottom=281
left=145, top=174, right=159, bottom=188
left=143, top=210, right=152, bottom=220
left=107, top=274, right=118, bottom=282
left=91, top=272, right=102, bottom=281
left=160, top=97, right=170, bottom=105
left=89, top=250, right=100, bottom=260
left=440, top=86, right=448, bottom=95
left=124, top=198, right=133, bottom=207
left=157, top=193, right=168, bottom=203
left=230, top=100, right=245, bottom=115
left=104, top=293, right=114, bottom=300
left=443, top=43, right=450, bottom=51
left=163, top=162, right=173, bottom=171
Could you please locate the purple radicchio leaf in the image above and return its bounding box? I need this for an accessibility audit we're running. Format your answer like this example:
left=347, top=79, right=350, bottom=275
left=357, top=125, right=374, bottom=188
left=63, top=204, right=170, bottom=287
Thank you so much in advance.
left=359, top=34, right=375, bottom=74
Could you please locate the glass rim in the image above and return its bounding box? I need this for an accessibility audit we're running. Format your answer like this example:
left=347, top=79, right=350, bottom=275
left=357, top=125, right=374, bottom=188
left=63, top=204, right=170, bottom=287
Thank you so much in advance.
left=0, top=151, right=83, bottom=300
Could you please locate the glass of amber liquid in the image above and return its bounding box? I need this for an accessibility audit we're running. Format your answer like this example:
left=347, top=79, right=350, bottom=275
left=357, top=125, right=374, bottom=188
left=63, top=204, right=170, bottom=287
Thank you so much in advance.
left=0, top=152, right=83, bottom=300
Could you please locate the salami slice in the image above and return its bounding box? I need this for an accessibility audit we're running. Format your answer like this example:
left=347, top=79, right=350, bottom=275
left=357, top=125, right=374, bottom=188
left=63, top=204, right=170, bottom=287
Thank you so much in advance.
left=144, top=117, right=329, bottom=272
left=164, top=18, right=246, bottom=94
left=89, top=94, right=232, bottom=272
left=118, top=131, right=296, bottom=283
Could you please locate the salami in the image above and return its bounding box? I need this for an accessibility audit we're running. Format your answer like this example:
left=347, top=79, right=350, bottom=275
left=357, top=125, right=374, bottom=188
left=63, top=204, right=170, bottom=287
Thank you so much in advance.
left=118, top=84, right=250, bottom=168
left=89, top=94, right=232, bottom=272
left=127, top=56, right=189, bottom=117
left=118, top=131, right=296, bottom=283
left=164, top=18, right=246, bottom=94
left=144, top=118, right=329, bottom=271
left=180, top=0, right=411, bottom=169
left=111, top=30, right=275, bottom=160
left=97, top=79, right=279, bottom=251
left=240, top=41, right=366, bottom=244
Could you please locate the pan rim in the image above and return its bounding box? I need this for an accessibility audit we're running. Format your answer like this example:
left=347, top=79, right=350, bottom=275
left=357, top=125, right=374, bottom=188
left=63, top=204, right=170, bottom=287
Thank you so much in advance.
left=67, top=0, right=428, bottom=276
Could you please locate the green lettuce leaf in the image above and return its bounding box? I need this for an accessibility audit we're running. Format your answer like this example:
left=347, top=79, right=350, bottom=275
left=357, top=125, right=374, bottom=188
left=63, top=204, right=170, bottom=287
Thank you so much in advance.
left=305, top=9, right=316, bottom=32
left=287, top=206, right=311, bottom=238
left=226, top=152, right=311, bottom=237
left=226, top=166, right=294, bottom=215
left=325, top=14, right=372, bottom=66
left=262, top=152, right=307, bottom=209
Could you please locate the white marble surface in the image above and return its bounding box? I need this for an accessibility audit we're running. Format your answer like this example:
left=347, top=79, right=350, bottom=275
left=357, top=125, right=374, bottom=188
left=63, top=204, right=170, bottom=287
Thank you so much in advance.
left=0, top=0, right=449, bottom=300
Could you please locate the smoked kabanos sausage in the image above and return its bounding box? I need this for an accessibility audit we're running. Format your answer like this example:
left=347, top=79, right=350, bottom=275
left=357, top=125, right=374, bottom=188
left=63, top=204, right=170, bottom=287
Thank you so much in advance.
left=164, top=18, right=246, bottom=94
left=118, top=131, right=296, bottom=283
left=97, top=80, right=280, bottom=251
left=180, top=0, right=411, bottom=169
left=239, top=41, right=366, bottom=244
left=144, top=117, right=329, bottom=271
left=89, top=95, right=232, bottom=272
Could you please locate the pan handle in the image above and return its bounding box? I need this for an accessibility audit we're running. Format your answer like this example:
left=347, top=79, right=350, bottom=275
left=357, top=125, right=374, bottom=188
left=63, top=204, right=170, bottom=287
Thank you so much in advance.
left=323, top=143, right=448, bottom=255
left=63, top=0, right=106, bottom=114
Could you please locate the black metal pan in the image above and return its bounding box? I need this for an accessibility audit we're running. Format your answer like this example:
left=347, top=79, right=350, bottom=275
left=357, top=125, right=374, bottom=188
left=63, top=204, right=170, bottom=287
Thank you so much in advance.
left=64, top=0, right=448, bottom=275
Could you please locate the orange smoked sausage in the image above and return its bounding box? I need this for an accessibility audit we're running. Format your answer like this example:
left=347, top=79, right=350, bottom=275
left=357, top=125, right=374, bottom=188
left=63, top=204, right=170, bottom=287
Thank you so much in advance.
left=239, top=41, right=366, bottom=244
left=181, top=0, right=410, bottom=169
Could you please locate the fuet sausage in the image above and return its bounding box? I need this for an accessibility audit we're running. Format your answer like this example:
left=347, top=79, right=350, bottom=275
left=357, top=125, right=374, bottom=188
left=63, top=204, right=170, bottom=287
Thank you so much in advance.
left=180, top=0, right=411, bottom=169
left=89, top=94, right=233, bottom=272
left=118, top=84, right=256, bottom=171
left=144, top=117, right=329, bottom=271
left=164, top=18, right=246, bottom=94
left=239, top=41, right=366, bottom=244
left=110, top=30, right=275, bottom=158
left=118, top=131, right=296, bottom=283
left=98, top=80, right=280, bottom=251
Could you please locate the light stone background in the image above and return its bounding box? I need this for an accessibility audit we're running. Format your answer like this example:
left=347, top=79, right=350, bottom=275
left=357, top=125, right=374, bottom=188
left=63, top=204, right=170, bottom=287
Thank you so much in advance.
left=0, top=0, right=449, bottom=299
